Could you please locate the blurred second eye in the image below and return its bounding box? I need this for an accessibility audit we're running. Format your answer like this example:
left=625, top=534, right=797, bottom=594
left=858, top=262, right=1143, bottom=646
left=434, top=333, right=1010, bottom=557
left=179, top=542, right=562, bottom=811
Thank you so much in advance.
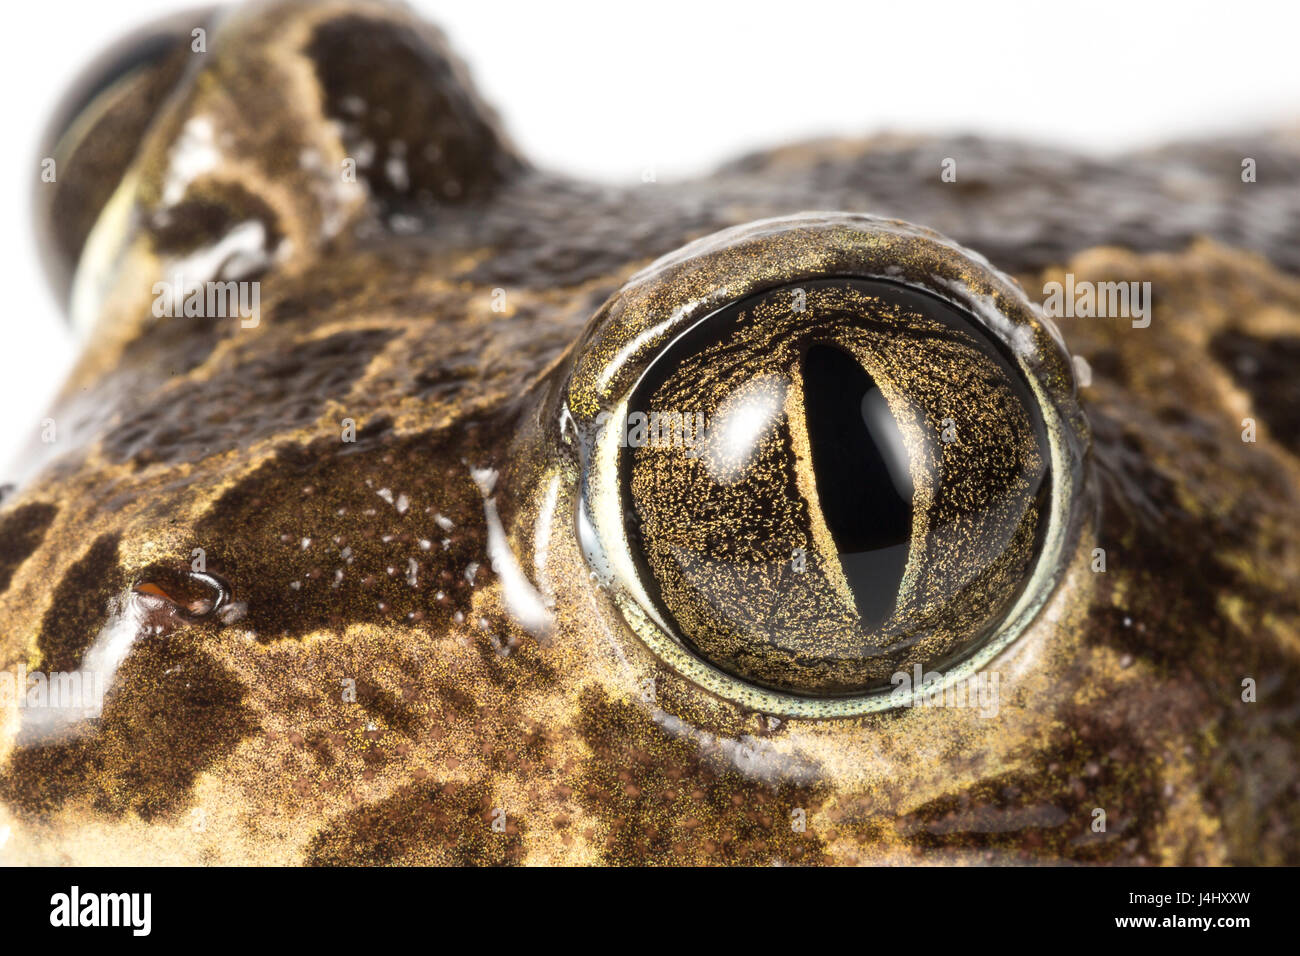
left=616, top=278, right=1051, bottom=696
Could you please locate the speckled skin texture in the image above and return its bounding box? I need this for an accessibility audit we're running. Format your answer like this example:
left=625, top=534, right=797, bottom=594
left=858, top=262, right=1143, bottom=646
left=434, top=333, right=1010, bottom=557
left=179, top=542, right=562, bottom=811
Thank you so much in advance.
left=2, top=0, right=1299, bottom=865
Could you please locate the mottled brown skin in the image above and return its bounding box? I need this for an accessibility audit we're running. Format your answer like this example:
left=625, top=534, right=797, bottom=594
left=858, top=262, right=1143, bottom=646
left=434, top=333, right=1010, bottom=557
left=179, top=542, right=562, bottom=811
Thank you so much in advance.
left=2, top=0, right=1300, bottom=865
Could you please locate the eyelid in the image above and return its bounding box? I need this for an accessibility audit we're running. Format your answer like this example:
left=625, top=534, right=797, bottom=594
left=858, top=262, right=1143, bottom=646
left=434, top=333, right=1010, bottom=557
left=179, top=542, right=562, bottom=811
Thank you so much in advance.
left=568, top=213, right=1080, bottom=420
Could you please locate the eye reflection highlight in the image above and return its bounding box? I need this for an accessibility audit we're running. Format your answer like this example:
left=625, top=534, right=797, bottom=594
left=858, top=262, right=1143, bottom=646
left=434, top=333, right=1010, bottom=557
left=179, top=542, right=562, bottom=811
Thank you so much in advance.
left=701, top=373, right=787, bottom=484
left=861, top=387, right=915, bottom=503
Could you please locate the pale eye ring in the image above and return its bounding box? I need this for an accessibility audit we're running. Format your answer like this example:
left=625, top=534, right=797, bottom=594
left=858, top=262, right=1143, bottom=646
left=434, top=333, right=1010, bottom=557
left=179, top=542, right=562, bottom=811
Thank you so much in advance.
left=566, top=214, right=1089, bottom=718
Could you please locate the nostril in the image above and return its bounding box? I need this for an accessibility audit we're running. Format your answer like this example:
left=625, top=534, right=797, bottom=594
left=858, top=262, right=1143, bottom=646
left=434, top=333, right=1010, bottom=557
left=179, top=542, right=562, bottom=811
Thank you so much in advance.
left=133, top=566, right=229, bottom=621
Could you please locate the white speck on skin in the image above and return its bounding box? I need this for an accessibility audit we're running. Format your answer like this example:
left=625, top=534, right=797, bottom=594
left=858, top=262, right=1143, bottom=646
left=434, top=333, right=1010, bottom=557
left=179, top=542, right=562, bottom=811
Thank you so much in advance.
left=389, top=213, right=420, bottom=234
left=162, top=116, right=220, bottom=206
left=473, top=465, right=555, bottom=639
left=651, top=710, right=817, bottom=785
left=220, top=601, right=247, bottom=625
left=1073, top=354, right=1093, bottom=388
left=470, top=467, right=498, bottom=496
left=157, top=220, right=270, bottom=308
left=533, top=473, right=561, bottom=581
left=385, top=155, right=409, bottom=192
left=17, top=593, right=148, bottom=743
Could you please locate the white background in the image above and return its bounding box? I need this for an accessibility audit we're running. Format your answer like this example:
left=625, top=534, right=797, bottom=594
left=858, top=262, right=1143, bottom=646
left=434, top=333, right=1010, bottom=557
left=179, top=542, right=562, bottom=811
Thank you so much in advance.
left=1, top=0, right=1298, bottom=474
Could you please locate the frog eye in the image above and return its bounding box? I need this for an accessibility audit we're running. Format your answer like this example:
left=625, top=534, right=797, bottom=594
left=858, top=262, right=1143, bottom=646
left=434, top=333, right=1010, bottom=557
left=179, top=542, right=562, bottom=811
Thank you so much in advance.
left=565, top=214, right=1089, bottom=717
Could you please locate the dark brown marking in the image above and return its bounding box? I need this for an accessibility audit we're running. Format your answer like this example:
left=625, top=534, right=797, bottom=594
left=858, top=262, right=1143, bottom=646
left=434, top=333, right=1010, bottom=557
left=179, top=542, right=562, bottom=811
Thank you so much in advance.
left=193, top=423, right=489, bottom=641
left=307, top=15, right=524, bottom=213
left=103, top=328, right=398, bottom=467
left=0, top=633, right=257, bottom=821
left=146, top=180, right=283, bottom=257
left=0, top=502, right=58, bottom=595
left=36, top=533, right=123, bottom=673
left=575, top=689, right=827, bottom=865
left=305, top=780, right=525, bottom=866
left=1211, top=331, right=1300, bottom=456
left=901, top=706, right=1168, bottom=863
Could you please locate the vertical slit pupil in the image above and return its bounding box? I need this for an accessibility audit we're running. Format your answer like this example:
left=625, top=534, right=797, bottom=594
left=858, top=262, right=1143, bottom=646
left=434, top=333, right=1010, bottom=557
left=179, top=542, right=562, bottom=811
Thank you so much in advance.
left=801, top=343, right=913, bottom=629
